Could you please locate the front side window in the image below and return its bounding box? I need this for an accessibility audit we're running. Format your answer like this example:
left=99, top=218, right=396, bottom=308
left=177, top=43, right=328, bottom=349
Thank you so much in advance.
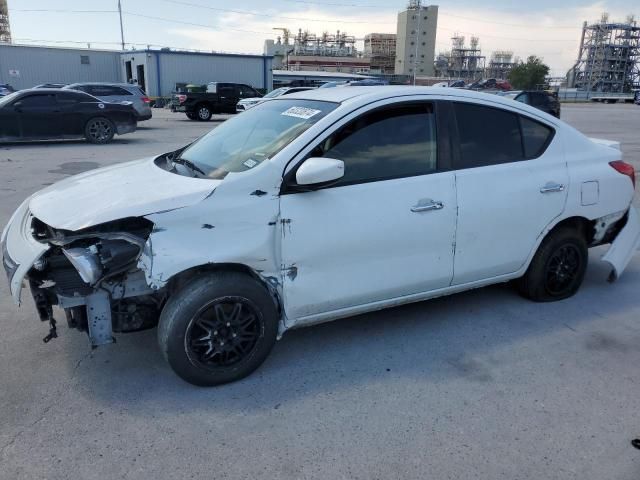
left=264, top=88, right=287, bottom=98
left=313, top=103, right=437, bottom=186
left=19, top=94, right=57, bottom=108
left=176, top=99, right=337, bottom=179
left=239, top=85, right=258, bottom=97
left=453, top=102, right=523, bottom=168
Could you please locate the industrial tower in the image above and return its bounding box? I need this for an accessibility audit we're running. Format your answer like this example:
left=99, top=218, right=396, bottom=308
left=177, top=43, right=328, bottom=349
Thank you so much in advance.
left=572, top=13, right=640, bottom=93
left=0, top=0, right=11, bottom=43
left=394, top=1, right=438, bottom=77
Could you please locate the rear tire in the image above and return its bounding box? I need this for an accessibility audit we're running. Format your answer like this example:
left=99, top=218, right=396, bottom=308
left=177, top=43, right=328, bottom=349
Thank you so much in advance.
left=85, top=117, right=115, bottom=144
left=195, top=104, right=212, bottom=121
left=158, top=272, right=279, bottom=386
left=516, top=226, right=588, bottom=302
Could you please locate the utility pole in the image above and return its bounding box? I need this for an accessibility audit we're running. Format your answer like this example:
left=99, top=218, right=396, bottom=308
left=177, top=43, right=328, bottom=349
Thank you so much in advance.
left=413, top=0, right=422, bottom=85
left=118, top=0, right=125, bottom=50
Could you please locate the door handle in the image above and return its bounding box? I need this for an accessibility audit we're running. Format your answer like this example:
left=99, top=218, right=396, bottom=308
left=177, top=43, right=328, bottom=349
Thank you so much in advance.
left=411, top=200, right=444, bottom=213
left=540, top=183, right=565, bottom=194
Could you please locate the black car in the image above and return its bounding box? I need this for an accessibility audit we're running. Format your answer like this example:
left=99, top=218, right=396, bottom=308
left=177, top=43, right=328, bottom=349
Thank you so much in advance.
left=0, top=89, right=137, bottom=144
left=173, top=82, right=262, bottom=120
left=513, top=90, right=561, bottom=118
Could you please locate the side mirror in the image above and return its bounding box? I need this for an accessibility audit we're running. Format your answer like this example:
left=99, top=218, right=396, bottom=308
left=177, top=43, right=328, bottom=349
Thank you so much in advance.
left=296, top=157, right=345, bottom=186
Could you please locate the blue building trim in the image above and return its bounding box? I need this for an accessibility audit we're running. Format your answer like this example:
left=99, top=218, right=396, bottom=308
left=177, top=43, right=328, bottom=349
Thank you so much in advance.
left=128, top=49, right=274, bottom=61
left=262, top=56, right=268, bottom=90
left=155, top=52, right=162, bottom=97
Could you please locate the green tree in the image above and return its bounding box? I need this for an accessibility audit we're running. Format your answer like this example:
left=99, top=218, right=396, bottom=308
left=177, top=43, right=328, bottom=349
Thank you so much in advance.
left=508, top=56, right=550, bottom=90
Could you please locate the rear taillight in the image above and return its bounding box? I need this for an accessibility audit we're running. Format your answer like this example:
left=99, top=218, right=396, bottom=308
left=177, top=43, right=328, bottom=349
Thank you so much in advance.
left=177, top=94, right=187, bottom=104
left=610, top=160, right=636, bottom=189
left=141, top=96, right=151, bottom=104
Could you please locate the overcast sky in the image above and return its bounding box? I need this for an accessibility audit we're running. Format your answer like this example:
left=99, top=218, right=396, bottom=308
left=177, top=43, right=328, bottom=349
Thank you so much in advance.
left=7, top=0, right=638, bottom=76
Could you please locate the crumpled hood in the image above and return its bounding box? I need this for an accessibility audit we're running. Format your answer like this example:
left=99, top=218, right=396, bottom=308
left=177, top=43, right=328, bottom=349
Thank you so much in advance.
left=29, top=157, right=220, bottom=231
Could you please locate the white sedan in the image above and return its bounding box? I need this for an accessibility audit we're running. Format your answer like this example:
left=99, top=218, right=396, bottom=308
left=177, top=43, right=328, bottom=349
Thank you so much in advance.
left=2, top=87, right=639, bottom=386
left=235, top=86, right=314, bottom=112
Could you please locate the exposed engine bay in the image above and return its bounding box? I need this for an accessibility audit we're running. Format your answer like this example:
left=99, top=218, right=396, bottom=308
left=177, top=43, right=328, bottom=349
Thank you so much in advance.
left=27, top=217, right=162, bottom=346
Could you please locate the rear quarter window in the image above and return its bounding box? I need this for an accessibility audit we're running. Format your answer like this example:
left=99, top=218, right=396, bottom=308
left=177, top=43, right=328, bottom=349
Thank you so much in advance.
left=520, top=116, right=554, bottom=158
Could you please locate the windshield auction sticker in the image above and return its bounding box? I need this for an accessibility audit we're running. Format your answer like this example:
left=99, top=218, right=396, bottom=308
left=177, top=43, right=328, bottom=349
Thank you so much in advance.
left=281, top=106, right=322, bottom=120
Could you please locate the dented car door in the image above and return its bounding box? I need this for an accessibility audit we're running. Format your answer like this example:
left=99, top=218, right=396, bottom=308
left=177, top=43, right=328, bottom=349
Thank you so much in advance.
left=279, top=101, right=458, bottom=322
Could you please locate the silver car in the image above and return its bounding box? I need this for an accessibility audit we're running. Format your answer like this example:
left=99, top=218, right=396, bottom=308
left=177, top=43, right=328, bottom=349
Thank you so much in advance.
left=64, top=83, right=152, bottom=121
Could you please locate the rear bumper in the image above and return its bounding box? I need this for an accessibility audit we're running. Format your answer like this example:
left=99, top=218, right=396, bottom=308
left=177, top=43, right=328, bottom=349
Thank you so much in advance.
left=174, top=106, right=187, bottom=113
left=136, top=112, right=152, bottom=121
left=602, top=207, right=640, bottom=281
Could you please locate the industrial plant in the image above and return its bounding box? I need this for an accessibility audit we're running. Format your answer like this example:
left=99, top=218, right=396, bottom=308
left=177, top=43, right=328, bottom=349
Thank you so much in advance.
left=0, top=0, right=11, bottom=43
left=0, top=0, right=638, bottom=95
left=569, top=13, right=640, bottom=93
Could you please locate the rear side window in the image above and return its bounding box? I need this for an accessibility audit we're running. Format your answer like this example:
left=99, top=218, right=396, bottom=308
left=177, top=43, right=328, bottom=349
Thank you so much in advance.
left=88, top=85, right=132, bottom=96
left=531, top=93, right=548, bottom=106
left=318, top=103, right=437, bottom=186
left=56, top=92, right=83, bottom=104
left=520, top=116, right=554, bottom=158
left=453, top=102, right=523, bottom=168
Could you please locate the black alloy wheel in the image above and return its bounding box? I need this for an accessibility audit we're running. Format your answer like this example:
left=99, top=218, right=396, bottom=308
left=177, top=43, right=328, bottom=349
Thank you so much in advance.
left=544, top=244, right=581, bottom=296
left=85, top=117, right=115, bottom=143
left=186, top=297, right=261, bottom=369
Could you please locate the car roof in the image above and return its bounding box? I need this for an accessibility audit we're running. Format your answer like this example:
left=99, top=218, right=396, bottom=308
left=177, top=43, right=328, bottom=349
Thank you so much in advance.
left=65, top=82, right=140, bottom=88
left=281, top=86, right=563, bottom=125
left=283, top=85, right=531, bottom=108
left=18, top=88, right=98, bottom=98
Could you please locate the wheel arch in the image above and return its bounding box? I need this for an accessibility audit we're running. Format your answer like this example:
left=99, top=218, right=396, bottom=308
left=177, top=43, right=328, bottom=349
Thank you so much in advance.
left=164, top=262, right=283, bottom=319
left=519, top=215, right=594, bottom=275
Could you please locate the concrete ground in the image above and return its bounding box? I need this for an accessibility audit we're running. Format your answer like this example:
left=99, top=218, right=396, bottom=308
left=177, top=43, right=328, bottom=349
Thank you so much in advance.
left=1, top=104, right=639, bottom=480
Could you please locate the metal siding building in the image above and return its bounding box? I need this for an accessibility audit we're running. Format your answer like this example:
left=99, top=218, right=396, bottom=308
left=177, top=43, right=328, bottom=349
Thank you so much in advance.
left=0, top=44, right=122, bottom=89
left=0, top=44, right=273, bottom=97
left=121, top=50, right=273, bottom=97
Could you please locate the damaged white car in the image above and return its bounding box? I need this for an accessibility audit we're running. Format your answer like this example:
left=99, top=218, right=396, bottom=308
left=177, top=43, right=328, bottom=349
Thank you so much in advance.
left=2, top=87, right=639, bottom=386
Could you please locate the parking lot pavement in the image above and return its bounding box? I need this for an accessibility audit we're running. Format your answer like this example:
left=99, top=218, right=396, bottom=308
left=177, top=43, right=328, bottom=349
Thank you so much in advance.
left=1, top=103, right=639, bottom=480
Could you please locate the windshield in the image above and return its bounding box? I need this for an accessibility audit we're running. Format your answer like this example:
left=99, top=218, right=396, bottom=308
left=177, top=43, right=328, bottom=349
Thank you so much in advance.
left=0, top=91, right=20, bottom=107
left=263, top=88, right=287, bottom=98
left=177, top=99, right=337, bottom=179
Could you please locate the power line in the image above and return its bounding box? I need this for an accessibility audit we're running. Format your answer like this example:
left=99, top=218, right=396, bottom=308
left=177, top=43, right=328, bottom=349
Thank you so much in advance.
left=9, top=9, right=118, bottom=14
left=156, top=0, right=391, bottom=25
left=282, top=0, right=582, bottom=29
left=123, top=11, right=278, bottom=36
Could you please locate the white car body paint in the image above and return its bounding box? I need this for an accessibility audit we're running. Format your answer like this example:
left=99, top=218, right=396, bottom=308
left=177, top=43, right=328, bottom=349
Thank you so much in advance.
left=2, top=87, right=639, bottom=336
left=28, top=157, right=221, bottom=231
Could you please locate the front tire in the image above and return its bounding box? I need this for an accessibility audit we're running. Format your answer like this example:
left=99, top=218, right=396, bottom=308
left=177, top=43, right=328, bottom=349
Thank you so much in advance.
left=158, top=272, right=279, bottom=386
left=85, top=117, right=115, bottom=144
left=516, top=226, right=588, bottom=302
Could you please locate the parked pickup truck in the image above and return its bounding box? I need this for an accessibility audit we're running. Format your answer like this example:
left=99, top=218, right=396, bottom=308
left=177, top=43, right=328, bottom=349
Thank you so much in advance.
left=173, top=82, right=262, bottom=121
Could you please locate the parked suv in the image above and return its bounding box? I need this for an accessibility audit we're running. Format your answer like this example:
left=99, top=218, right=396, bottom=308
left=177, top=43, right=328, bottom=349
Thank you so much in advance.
left=514, top=90, right=561, bottom=118
left=2, top=87, right=637, bottom=386
left=64, top=83, right=152, bottom=121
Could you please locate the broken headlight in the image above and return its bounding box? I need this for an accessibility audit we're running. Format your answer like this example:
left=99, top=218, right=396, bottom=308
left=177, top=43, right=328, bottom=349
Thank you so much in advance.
left=62, top=239, right=141, bottom=285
